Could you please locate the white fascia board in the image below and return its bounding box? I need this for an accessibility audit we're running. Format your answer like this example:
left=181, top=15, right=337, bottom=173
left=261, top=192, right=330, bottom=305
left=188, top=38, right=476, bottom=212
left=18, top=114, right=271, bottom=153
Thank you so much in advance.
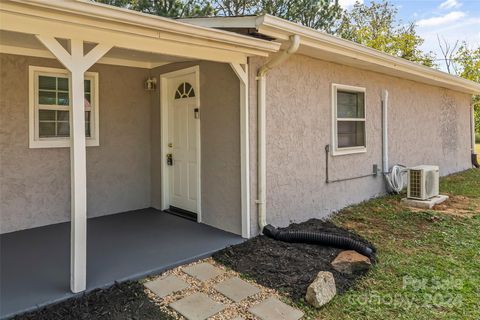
left=0, top=10, right=247, bottom=64
left=178, top=16, right=259, bottom=29
left=257, top=15, right=480, bottom=94
left=3, top=0, right=280, bottom=57
left=182, top=14, right=480, bottom=94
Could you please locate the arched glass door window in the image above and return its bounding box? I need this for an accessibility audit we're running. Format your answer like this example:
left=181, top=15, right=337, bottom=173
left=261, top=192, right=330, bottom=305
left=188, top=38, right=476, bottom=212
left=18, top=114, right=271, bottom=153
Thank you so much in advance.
left=175, top=82, right=195, bottom=99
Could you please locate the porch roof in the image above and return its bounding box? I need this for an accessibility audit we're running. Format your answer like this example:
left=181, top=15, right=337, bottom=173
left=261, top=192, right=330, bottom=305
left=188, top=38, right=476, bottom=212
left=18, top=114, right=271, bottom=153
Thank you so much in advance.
left=0, top=209, right=243, bottom=319
left=0, top=0, right=281, bottom=65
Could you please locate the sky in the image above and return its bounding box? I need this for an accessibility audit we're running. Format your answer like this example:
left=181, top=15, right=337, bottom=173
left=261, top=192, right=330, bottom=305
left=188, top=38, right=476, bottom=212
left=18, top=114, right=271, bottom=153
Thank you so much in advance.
left=338, top=0, right=480, bottom=70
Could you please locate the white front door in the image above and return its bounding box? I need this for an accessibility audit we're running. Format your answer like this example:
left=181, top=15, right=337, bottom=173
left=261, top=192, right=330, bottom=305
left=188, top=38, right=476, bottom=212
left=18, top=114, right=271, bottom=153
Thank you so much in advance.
left=167, top=72, right=200, bottom=213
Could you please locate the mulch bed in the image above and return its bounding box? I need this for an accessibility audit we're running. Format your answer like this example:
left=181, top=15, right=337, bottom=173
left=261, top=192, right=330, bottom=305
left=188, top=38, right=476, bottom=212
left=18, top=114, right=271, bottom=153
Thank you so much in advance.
left=213, top=219, right=376, bottom=302
left=13, top=282, right=173, bottom=320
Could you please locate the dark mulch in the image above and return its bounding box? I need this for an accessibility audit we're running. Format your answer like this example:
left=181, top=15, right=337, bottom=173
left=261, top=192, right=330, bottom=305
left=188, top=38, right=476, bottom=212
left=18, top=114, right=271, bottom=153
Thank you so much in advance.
left=213, top=218, right=376, bottom=302
left=13, top=282, right=173, bottom=320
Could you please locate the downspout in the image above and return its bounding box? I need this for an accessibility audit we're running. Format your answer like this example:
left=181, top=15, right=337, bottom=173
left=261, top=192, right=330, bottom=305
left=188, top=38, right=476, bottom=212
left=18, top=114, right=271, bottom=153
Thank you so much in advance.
left=257, top=35, right=301, bottom=230
left=472, top=103, right=479, bottom=168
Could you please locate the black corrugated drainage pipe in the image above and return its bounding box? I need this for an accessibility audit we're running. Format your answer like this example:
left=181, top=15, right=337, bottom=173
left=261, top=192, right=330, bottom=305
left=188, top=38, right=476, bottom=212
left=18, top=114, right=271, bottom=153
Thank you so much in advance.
left=263, top=224, right=374, bottom=257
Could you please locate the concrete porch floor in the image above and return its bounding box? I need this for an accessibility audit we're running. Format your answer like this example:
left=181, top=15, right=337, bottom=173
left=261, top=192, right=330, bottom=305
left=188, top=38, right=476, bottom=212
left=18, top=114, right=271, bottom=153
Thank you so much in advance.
left=0, top=208, right=243, bottom=319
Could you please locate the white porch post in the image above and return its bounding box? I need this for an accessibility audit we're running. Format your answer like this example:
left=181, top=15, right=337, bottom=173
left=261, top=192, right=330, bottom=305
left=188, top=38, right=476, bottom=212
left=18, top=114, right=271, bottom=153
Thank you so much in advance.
left=230, top=63, right=251, bottom=239
left=36, top=36, right=112, bottom=292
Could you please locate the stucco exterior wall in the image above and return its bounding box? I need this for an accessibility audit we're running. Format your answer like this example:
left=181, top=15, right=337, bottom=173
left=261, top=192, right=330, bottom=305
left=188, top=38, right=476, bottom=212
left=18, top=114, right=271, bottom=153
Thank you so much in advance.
left=248, top=54, right=472, bottom=235
left=0, top=54, right=152, bottom=234
left=150, top=61, right=242, bottom=235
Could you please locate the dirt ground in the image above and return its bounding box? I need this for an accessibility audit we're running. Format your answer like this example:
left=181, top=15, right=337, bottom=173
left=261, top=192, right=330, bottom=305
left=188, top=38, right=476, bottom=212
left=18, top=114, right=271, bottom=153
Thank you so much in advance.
left=432, top=195, right=480, bottom=217
left=213, top=219, right=376, bottom=302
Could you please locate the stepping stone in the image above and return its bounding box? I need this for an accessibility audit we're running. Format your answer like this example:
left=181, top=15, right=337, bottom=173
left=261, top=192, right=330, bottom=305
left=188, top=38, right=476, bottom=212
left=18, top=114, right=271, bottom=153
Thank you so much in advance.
left=182, top=262, right=224, bottom=281
left=170, top=292, right=225, bottom=320
left=144, top=275, right=189, bottom=298
left=214, top=277, right=261, bottom=302
left=249, top=297, right=304, bottom=320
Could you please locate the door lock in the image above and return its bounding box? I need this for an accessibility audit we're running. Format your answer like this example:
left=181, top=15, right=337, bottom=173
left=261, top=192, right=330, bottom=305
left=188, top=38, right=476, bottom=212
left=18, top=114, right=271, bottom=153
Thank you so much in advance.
left=166, top=153, right=173, bottom=166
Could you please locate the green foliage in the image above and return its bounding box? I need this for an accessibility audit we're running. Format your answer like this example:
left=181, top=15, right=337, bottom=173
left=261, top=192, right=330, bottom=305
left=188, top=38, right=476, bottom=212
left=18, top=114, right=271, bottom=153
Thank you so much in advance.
left=259, top=0, right=343, bottom=32
left=454, top=44, right=480, bottom=134
left=94, top=0, right=214, bottom=17
left=337, top=1, right=435, bottom=67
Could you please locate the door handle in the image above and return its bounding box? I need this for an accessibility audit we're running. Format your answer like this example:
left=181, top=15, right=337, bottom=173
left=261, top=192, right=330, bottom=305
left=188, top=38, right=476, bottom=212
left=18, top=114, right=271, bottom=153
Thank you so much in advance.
left=166, top=153, right=173, bottom=166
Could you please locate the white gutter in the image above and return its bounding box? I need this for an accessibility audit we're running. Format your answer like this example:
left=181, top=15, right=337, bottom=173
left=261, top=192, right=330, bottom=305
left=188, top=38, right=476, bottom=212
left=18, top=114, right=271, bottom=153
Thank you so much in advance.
left=181, top=15, right=480, bottom=94
left=256, top=34, right=300, bottom=230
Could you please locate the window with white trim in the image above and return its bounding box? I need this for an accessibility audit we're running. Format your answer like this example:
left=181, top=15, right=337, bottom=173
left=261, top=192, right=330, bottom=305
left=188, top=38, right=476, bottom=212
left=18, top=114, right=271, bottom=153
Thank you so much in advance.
left=29, top=66, right=99, bottom=148
left=332, top=84, right=366, bottom=155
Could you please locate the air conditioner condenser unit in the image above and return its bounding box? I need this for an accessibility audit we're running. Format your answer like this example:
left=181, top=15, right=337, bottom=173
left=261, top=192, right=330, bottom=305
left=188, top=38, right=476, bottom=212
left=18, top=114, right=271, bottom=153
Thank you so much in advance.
left=407, top=165, right=440, bottom=200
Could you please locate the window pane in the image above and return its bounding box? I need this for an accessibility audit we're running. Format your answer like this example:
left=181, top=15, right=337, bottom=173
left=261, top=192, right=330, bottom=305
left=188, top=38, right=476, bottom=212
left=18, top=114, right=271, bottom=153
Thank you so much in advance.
left=84, top=93, right=91, bottom=104
left=338, top=121, right=365, bottom=148
left=39, top=122, right=56, bottom=137
left=39, top=91, right=56, bottom=105
left=337, top=91, right=365, bottom=118
left=84, top=80, right=91, bottom=93
left=39, top=76, right=56, bottom=90
left=39, top=110, right=56, bottom=121
left=85, top=111, right=91, bottom=137
left=57, top=122, right=70, bottom=137
left=57, top=92, right=70, bottom=106
left=85, top=122, right=91, bottom=137
left=57, top=78, right=69, bottom=91
left=57, top=110, right=69, bottom=121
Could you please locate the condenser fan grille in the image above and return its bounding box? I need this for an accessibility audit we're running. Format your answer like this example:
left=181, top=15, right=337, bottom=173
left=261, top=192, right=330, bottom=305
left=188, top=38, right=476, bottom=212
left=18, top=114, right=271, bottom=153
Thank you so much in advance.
left=409, top=170, right=422, bottom=198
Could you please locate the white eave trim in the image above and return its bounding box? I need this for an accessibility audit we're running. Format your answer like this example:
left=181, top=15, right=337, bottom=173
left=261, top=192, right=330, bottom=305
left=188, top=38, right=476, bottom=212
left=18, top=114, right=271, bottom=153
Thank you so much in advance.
left=256, top=15, right=480, bottom=94
left=180, top=14, right=480, bottom=94
left=1, top=0, right=280, bottom=57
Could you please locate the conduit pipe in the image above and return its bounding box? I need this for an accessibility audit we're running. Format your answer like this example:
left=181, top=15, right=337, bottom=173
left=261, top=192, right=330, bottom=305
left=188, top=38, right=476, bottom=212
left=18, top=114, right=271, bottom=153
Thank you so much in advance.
left=257, top=34, right=301, bottom=230
left=382, top=89, right=389, bottom=174
left=472, top=103, right=479, bottom=168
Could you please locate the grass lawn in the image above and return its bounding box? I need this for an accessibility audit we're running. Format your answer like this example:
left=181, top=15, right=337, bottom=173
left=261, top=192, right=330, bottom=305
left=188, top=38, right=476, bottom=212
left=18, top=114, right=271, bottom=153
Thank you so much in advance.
left=298, top=169, right=480, bottom=320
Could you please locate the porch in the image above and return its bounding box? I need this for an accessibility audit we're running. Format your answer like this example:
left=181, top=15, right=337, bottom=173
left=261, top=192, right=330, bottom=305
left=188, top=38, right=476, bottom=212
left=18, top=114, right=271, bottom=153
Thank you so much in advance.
left=0, top=0, right=281, bottom=298
left=0, top=209, right=243, bottom=319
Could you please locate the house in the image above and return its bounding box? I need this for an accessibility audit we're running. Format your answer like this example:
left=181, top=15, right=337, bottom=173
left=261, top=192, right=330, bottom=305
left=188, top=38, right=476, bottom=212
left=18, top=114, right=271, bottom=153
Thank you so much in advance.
left=1, top=0, right=479, bottom=317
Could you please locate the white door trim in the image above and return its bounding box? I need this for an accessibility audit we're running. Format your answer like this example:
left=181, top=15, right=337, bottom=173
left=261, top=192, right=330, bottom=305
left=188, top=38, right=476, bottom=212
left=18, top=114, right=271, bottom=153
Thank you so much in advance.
left=160, top=66, right=202, bottom=222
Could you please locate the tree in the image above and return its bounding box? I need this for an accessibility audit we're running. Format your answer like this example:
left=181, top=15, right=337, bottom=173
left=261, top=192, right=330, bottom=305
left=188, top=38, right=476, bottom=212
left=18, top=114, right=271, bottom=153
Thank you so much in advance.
left=337, top=1, right=435, bottom=67
left=437, top=35, right=459, bottom=75
left=263, top=0, right=342, bottom=32
left=454, top=44, right=480, bottom=134
left=94, top=0, right=214, bottom=17
left=95, top=0, right=342, bottom=32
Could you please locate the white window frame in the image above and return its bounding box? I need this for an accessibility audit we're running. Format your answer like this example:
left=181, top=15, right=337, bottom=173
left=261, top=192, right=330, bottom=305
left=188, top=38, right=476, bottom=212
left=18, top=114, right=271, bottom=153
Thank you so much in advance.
left=29, top=66, right=100, bottom=148
left=331, top=83, right=367, bottom=156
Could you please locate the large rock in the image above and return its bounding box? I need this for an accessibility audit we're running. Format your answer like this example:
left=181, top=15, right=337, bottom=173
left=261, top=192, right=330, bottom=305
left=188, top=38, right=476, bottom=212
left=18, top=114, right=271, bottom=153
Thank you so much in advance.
left=331, top=250, right=371, bottom=274
left=305, top=271, right=336, bottom=308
